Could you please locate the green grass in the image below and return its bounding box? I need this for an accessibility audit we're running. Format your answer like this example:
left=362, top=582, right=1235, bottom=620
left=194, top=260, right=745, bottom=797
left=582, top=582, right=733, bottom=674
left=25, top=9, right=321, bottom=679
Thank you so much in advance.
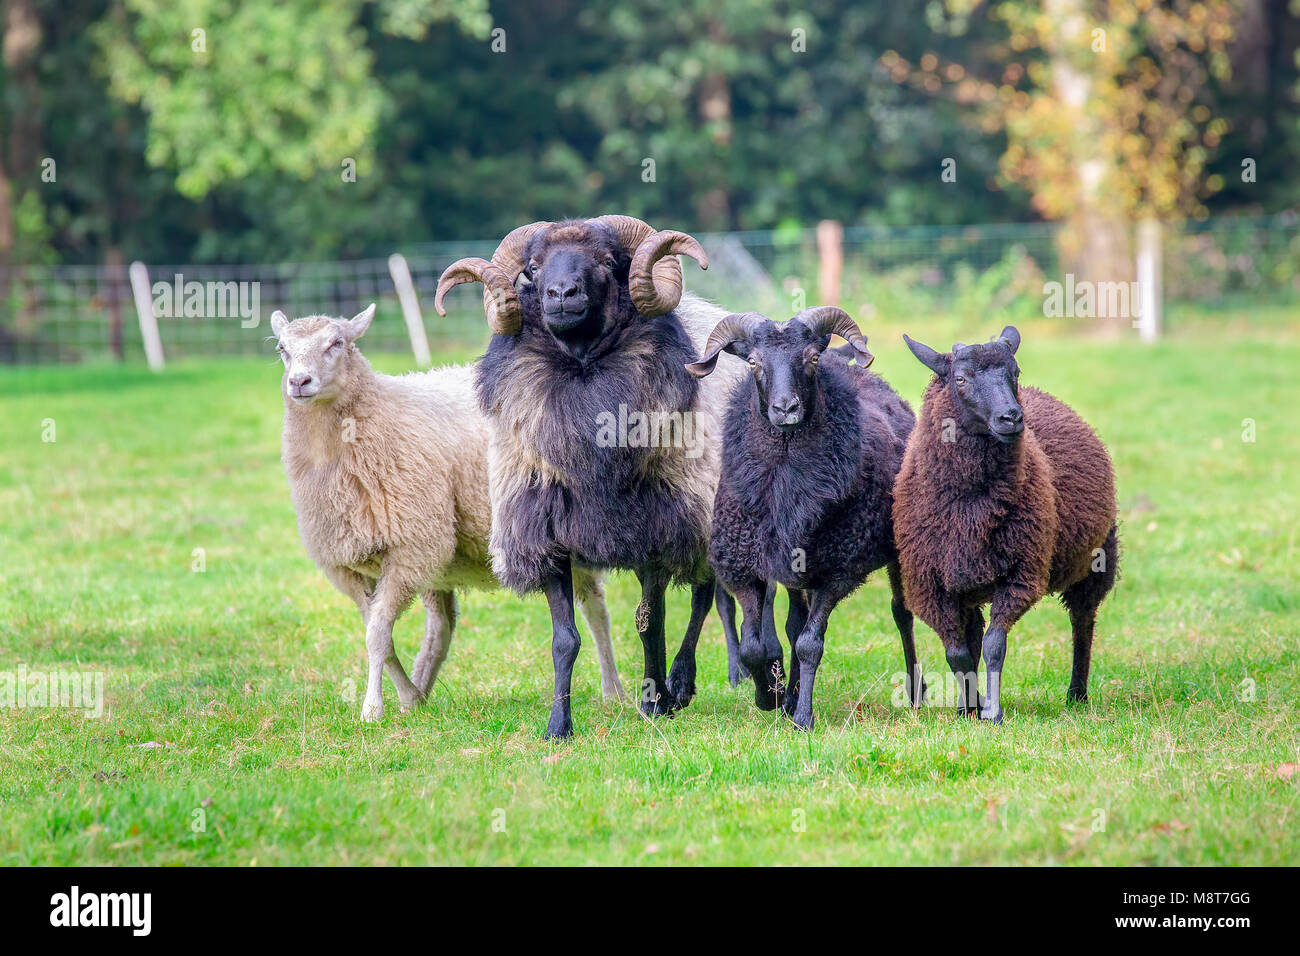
left=0, top=326, right=1297, bottom=866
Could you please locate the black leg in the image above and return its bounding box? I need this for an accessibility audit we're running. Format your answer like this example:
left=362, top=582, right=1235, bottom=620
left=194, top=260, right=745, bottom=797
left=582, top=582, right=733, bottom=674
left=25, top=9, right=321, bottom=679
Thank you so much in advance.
left=781, top=588, right=808, bottom=717
left=789, top=587, right=846, bottom=731
left=542, top=558, right=581, bottom=739
left=634, top=567, right=676, bottom=717
left=734, top=577, right=785, bottom=711
left=955, top=607, right=985, bottom=714
left=714, top=583, right=749, bottom=686
left=1063, top=523, right=1118, bottom=704
left=667, top=579, right=714, bottom=707
left=887, top=562, right=926, bottom=706
left=945, top=640, right=978, bottom=715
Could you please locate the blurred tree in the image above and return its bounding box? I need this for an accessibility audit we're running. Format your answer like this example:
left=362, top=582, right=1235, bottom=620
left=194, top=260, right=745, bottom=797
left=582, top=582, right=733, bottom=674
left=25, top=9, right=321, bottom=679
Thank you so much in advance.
left=561, top=0, right=1021, bottom=230
left=887, top=0, right=1239, bottom=301
left=93, top=0, right=490, bottom=199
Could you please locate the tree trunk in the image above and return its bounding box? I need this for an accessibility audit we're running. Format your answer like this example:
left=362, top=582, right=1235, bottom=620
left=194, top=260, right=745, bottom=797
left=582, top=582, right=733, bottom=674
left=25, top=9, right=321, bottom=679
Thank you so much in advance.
left=103, top=246, right=126, bottom=360
left=1045, top=0, right=1132, bottom=336
left=695, top=18, right=732, bottom=229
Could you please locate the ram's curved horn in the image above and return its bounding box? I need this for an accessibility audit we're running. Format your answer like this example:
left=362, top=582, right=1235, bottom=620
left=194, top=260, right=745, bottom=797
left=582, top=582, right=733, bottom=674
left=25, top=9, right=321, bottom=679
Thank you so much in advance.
left=685, top=312, right=766, bottom=378
left=795, top=306, right=873, bottom=368
left=589, top=214, right=708, bottom=318
left=434, top=220, right=552, bottom=335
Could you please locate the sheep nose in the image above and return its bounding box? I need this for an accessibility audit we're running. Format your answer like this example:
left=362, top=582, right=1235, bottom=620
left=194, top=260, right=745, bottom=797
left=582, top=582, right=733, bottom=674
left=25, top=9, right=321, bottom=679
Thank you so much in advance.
left=998, top=407, right=1023, bottom=427
left=546, top=281, right=580, bottom=301
left=773, top=397, right=801, bottom=415
left=289, top=373, right=312, bottom=387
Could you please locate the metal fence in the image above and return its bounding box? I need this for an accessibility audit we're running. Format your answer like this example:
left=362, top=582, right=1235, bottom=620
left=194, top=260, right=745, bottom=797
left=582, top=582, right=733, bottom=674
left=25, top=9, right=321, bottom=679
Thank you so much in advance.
left=3, top=214, right=1298, bottom=365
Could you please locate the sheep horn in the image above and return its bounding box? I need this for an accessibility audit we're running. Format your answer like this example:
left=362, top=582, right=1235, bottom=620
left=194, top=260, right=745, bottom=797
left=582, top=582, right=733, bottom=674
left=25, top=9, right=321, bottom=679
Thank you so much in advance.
left=796, top=306, right=873, bottom=368
left=685, top=312, right=765, bottom=378
left=590, top=214, right=708, bottom=318
left=434, top=220, right=552, bottom=335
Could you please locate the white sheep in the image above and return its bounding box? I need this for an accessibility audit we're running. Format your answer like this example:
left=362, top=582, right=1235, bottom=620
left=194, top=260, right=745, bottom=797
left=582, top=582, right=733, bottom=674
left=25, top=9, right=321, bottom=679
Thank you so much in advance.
left=271, top=304, right=622, bottom=721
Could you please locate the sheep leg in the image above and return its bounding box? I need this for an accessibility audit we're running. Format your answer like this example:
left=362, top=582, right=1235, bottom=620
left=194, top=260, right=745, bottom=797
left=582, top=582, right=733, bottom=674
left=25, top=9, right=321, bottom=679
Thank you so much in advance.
left=954, top=607, right=985, bottom=715
left=714, top=583, right=749, bottom=686
left=361, top=581, right=420, bottom=721
left=666, top=579, right=714, bottom=708
left=1062, top=524, right=1118, bottom=704
left=789, top=587, right=847, bottom=731
left=412, top=590, right=456, bottom=698
left=781, top=587, right=808, bottom=717
left=887, top=562, right=926, bottom=707
left=573, top=567, right=624, bottom=701
left=978, top=626, right=1008, bottom=725
left=634, top=567, right=677, bottom=717
left=734, top=577, right=786, bottom=712
left=323, top=565, right=373, bottom=627
left=542, top=560, right=582, bottom=739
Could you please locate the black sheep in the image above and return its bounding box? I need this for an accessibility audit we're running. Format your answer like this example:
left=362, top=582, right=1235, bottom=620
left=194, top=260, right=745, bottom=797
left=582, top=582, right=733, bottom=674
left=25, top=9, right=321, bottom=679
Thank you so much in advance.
left=687, top=307, right=923, bottom=729
left=892, top=326, right=1119, bottom=723
left=435, top=216, right=746, bottom=738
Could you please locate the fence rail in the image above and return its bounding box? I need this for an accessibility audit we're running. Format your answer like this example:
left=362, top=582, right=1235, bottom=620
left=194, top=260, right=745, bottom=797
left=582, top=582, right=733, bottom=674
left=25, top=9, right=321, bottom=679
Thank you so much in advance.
left=3, top=215, right=1298, bottom=365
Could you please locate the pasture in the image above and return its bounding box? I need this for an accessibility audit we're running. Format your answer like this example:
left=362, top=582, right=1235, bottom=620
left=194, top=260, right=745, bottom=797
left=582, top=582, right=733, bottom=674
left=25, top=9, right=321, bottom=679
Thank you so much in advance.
left=0, top=314, right=1296, bottom=865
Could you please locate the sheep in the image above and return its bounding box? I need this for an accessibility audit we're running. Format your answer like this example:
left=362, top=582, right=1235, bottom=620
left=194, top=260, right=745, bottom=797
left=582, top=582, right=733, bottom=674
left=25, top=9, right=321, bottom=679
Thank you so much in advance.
left=685, top=307, right=923, bottom=729
left=892, top=326, right=1118, bottom=723
left=270, top=304, right=622, bottom=722
left=434, top=215, right=750, bottom=738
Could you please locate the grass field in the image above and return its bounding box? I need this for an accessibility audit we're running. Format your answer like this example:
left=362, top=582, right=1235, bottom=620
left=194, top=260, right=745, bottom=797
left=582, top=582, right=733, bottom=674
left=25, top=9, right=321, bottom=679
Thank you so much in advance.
left=1, top=322, right=1297, bottom=865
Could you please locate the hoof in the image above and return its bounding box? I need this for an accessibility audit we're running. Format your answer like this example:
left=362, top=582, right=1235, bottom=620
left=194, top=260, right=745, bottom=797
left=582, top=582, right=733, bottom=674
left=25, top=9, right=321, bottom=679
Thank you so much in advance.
left=361, top=699, right=383, bottom=722
left=666, top=662, right=696, bottom=709
left=979, top=706, right=1003, bottom=725
left=640, top=693, right=679, bottom=718
left=600, top=681, right=626, bottom=702
left=544, top=716, right=573, bottom=739
left=1066, top=686, right=1088, bottom=704
left=790, top=709, right=815, bottom=732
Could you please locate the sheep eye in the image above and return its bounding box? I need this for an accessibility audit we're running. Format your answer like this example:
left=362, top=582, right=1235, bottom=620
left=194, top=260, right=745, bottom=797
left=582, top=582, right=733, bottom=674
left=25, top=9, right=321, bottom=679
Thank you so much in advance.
left=955, top=375, right=965, bottom=385
left=810, top=353, right=819, bottom=365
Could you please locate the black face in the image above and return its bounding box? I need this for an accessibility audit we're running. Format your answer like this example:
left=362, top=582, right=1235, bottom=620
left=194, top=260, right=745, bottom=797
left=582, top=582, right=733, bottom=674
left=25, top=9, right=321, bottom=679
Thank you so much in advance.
left=725, top=321, right=830, bottom=432
left=950, top=344, right=1023, bottom=443
left=903, top=328, right=1024, bottom=444
left=522, top=228, right=628, bottom=353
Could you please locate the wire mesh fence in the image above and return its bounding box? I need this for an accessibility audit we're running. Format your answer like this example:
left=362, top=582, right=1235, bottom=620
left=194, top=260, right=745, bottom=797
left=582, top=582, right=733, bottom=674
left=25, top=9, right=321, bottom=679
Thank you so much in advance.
left=2, top=215, right=1297, bottom=365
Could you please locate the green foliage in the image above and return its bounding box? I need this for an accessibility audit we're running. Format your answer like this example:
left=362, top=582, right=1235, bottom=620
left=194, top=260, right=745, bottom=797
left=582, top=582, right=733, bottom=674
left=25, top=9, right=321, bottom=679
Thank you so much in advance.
left=94, top=1, right=390, bottom=198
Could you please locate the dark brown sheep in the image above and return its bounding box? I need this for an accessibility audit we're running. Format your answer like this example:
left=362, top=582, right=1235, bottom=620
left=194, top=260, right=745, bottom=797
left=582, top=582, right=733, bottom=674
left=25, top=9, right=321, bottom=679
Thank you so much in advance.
left=892, top=326, right=1118, bottom=722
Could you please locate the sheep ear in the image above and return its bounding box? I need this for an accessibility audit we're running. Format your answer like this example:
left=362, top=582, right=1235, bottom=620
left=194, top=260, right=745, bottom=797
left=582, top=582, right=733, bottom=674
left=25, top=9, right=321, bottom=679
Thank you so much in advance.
left=344, top=303, right=376, bottom=341
left=686, top=315, right=757, bottom=378
left=999, top=325, right=1021, bottom=354
left=686, top=338, right=751, bottom=378
left=270, top=310, right=289, bottom=338
left=903, top=333, right=949, bottom=377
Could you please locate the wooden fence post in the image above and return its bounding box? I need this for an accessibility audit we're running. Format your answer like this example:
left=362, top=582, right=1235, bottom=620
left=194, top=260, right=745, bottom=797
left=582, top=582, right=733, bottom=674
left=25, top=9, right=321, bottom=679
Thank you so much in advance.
left=1136, top=218, right=1162, bottom=343
left=817, top=219, right=844, bottom=309
left=128, top=261, right=165, bottom=371
left=388, top=253, right=432, bottom=367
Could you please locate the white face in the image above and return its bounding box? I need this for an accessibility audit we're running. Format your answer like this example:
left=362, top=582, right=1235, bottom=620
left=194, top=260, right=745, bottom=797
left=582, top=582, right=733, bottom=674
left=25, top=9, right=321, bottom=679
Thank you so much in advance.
left=276, top=321, right=348, bottom=404
left=271, top=305, right=374, bottom=405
